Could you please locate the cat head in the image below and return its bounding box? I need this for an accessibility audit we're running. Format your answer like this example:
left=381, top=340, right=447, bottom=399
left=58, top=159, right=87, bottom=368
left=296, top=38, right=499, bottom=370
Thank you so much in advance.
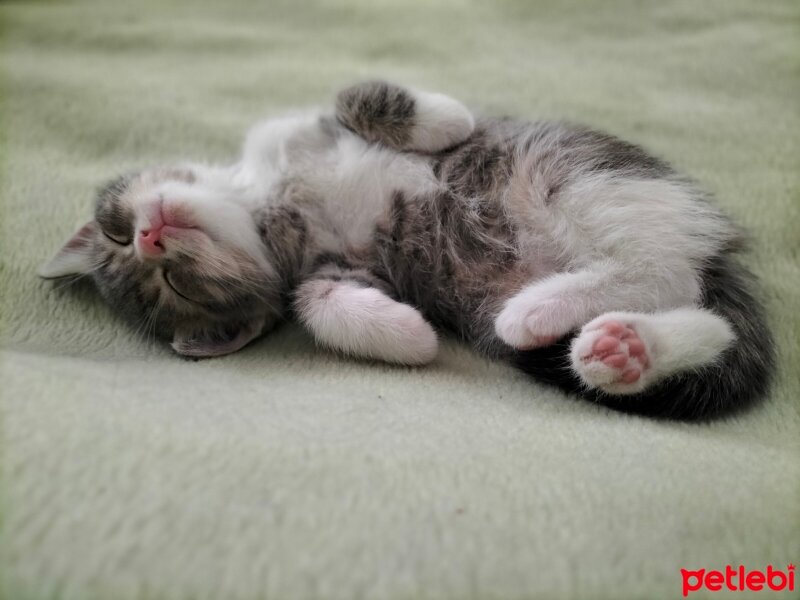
left=39, top=167, right=282, bottom=357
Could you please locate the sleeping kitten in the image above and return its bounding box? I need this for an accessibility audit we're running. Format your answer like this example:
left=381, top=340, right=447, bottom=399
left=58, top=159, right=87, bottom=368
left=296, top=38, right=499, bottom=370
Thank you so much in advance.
left=40, top=81, right=775, bottom=419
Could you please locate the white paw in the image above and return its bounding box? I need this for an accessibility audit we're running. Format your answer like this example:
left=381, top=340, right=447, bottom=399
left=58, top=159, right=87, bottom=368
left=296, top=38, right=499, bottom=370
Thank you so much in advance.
left=495, top=294, right=572, bottom=350
left=297, top=281, right=438, bottom=365
left=409, top=91, right=475, bottom=152
left=571, top=314, right=654, bottom=395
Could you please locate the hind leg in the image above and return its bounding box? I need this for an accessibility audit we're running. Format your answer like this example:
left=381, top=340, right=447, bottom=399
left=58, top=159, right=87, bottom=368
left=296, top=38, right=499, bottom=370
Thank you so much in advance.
left=495, top=266, right=698, bottom=350
left=570, top=308, right=735, bottom=395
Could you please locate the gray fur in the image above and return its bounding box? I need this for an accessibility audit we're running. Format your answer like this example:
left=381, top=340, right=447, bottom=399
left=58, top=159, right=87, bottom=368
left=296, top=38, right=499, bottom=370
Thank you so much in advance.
left=88, top=171, right=278, bottom=342
left=42, top=81, right=775, bottom=419
left=336, top=81, right=417, bottom=149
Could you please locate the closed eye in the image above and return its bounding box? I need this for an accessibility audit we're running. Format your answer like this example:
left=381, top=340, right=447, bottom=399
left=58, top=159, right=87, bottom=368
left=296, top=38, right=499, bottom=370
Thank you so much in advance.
left=163, top=269, right=199, bottom=304
left=102, top=230, right=131, bottom=246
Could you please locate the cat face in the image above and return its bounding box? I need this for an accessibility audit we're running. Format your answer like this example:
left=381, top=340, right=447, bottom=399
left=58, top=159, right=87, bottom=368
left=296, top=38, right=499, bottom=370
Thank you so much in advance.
left=40, top=167, right=280, bottom=356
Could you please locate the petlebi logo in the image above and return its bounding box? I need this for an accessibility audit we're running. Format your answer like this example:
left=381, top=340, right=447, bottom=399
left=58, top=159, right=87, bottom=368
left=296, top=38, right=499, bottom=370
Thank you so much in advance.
left=681, top=564, right=795, bottom=596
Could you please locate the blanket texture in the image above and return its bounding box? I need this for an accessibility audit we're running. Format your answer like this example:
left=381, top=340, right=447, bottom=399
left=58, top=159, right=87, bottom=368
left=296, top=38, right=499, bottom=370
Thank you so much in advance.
left=1, top=1, right=798, bottom=598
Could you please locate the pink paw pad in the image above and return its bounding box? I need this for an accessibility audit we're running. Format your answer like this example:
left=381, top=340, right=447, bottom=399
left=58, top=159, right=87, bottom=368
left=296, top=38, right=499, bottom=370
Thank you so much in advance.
left=583, top=320, right=650, bottom=385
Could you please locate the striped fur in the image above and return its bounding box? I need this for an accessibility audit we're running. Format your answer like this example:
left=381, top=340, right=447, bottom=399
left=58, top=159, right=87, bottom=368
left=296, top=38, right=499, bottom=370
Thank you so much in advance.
left=40, top=81, right=775, bottom=419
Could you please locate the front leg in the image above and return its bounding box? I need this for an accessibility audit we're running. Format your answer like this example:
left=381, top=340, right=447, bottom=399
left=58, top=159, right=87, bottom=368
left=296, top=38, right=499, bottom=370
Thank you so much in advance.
left=335, top=80, right=475, bottom=153
left=294, top=276, right=438, bottom=365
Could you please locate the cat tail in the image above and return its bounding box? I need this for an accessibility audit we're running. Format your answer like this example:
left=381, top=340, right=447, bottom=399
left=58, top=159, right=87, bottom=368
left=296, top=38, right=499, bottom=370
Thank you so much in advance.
left=512, top=252, right=776, bottom=420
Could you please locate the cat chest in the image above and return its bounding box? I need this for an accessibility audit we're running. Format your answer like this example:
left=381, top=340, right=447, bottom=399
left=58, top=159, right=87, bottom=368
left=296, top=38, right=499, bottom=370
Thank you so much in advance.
left=313, top=140, right=439, bottom=248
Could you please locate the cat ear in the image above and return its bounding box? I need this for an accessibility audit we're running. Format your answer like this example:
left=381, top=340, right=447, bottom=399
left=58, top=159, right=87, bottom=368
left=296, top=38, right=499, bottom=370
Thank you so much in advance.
left=171, top=316, right=266, bottom=358
left=38, top=221, right=98, bottom=279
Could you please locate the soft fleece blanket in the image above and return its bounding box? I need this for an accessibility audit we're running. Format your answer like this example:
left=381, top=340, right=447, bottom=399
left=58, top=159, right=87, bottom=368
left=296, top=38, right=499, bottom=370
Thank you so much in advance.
left=1, top=1, right=798, bottom=599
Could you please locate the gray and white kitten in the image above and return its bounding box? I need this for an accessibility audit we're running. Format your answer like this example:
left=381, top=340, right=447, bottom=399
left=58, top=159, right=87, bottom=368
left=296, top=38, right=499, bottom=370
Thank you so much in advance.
left=40, top=81, right=774, bottom=419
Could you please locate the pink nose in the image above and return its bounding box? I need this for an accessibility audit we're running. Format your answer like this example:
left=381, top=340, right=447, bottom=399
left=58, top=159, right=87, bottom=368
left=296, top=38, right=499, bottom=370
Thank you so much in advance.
left=139, top=228, right=164, bottom=255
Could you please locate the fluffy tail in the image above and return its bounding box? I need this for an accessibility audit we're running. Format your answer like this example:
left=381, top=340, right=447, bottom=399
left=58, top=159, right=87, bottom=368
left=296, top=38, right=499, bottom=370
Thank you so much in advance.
left=512, top=253, right=776, bottom=420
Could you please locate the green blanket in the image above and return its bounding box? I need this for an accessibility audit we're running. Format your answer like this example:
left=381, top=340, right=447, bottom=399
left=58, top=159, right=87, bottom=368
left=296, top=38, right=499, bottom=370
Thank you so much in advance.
left=2, top=1, right=798, bottom=598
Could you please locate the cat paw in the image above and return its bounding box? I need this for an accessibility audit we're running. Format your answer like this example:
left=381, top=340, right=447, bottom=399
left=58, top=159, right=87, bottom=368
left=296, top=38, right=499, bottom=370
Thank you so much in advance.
left=570, top=316, right=653, bottom=394
left=495, top=298, right=570, bottom=350
left=296, top=280, right=439, bottom=366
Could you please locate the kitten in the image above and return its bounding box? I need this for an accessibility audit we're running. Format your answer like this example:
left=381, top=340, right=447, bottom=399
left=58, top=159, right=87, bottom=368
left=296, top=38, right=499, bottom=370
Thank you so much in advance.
left=40, top=81, right=775, bottom=419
